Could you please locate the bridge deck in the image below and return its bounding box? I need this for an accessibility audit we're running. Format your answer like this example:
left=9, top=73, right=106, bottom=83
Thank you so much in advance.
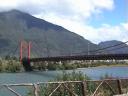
left=30, top=54, right=128, bottom=62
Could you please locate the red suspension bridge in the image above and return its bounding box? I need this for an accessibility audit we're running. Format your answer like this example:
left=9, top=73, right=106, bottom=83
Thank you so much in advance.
left=14, top=40, right=128, bottom=71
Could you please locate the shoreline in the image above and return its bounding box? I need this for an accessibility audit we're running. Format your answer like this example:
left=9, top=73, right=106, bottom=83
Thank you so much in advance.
left=0, top=64, right=128, bottom=73
left=77, top=64, right=128, bottom=69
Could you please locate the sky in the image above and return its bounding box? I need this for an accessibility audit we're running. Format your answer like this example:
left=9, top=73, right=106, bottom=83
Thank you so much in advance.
left=0, top=0, right=127, bottom=44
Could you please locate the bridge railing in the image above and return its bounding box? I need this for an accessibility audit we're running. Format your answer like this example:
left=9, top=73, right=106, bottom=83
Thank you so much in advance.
left=0, top=79, right=128, bottom=96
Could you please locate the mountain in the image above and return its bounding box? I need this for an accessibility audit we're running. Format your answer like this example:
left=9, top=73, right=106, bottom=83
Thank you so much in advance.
left=98, top=40, right=128, bottom=54
left=0, top=10, right=99, bottom=57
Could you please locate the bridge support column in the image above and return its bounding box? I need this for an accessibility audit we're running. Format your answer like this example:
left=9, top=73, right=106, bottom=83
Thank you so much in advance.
left=20, top=41, right=32, bottom=71
left=22, top=58, right=33, bottom=71
left=28, top=42, right=31, bottom=64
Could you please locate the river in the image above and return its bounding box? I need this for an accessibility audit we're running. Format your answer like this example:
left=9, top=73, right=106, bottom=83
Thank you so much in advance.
left=0, top=66, right=128, bottom=95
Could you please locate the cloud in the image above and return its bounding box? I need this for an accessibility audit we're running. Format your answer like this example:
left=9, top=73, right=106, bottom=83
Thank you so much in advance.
left=0, top=0, right=127, bottom=44
left=0, top=0, right=19, bottom=10
left=0, top=0, right=114, bottom=16
left=95, top=23, right=128, bottom=42
left=121, top=23, right=128, bottom=31
left=40, top=13, right=128, bottom=43
left=31, top=0, right=114, bottom=21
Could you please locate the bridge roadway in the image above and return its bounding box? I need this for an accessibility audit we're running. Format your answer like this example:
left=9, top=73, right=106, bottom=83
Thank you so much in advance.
left=30, top=54, right=128, bottom=62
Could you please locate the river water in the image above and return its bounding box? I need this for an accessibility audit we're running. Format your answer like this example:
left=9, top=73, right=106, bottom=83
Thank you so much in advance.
left=0, top=66, right=128, bottom=95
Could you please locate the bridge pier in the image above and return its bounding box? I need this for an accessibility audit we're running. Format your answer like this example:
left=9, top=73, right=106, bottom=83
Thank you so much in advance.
left=22, top=58, right=33, bottom=71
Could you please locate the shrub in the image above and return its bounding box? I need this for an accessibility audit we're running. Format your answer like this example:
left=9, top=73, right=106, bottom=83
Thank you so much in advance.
left=0, top=58, right=3, bottom=72
left=38, top=71, right=95, bottom=96
left=4, top=59, right=21, bottom=72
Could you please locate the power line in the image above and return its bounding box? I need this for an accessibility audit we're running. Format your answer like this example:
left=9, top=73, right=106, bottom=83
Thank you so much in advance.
left=31, top=42, right=43, bottom=58
left=90, top=41, right=128, bottom=53
left=71, top=40, right=128, bottom=55
left=11, top=43, right=19, bottom=56
left=96, top=45, right=128, bottom=54
left=31, top=40, right=128, bottom=56
left=6, top=43, right=19, bottom=57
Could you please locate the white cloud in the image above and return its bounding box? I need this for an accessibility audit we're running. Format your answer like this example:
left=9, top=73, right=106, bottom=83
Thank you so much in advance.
left=0, top=0, right=127, bottom=44
left=0, top=0, right=114, bottom=19
left=92, top=0, right=114, bottom=10
left=0, top=0, right=19, bottom=10
left=32, top=0, right=114, bottom=21
left=95, top=24, right=128, bottom=42
left=121, top=23, right=128, bottom=31
left=36, top=12, right=128, bottom=44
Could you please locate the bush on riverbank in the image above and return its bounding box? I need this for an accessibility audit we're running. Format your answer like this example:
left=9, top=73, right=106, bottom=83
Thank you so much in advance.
left=27, top=71, right=97, bottom=96
left=0, top=57, right=22, bottom=72
left=0, top=56, right=128, bottom=72
left=4, top=59, right=21, bottom=72
left=31, top=60, right=128, bottom=71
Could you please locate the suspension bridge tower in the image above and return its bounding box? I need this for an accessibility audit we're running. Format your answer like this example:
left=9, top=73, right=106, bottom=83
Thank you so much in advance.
left=20, top=41, right=32, bottom=71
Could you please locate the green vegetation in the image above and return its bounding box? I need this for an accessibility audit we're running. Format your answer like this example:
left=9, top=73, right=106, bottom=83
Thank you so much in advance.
left=100, top=73, right=113, bottom=79
left=27, top=71, right=96, bottom=96
left=28, top=71, right=127, bottom=96
left=32, top=60, right=128, bottom=71
left=0, top=57, right=22, bottom=72
left=0, top=56, right=128, bottom=72
left=55, top=71, right=90, bottom=81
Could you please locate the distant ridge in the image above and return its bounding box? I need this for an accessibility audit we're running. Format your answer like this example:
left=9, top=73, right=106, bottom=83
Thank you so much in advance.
left=98, top=40, right=128, bottom=54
